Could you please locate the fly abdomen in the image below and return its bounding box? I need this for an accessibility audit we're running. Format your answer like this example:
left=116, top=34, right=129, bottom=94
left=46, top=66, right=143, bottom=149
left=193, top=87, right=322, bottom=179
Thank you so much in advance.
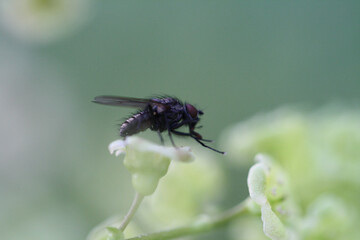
left=119, top=111, right=152, bottom=137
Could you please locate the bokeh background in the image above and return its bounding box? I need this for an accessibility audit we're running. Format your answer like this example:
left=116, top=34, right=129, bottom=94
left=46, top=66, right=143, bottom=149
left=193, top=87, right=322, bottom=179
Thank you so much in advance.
left=1, top=1, right=359, bottom=239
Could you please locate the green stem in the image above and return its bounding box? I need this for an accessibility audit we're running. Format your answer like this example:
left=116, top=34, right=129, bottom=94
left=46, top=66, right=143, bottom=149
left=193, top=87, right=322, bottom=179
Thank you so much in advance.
left=119, top=192, right=145, bottom=231
left=126, top=197, right=251, bottom=240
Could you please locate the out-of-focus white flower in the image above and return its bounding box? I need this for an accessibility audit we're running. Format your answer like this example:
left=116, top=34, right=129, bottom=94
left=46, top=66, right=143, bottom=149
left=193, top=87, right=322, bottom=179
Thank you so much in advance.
left=109, top=137, right=194, bottom=196
left=301, top=194, right=355, bottom=240
left=0, top=0, right=93, bottom=43
left=220, top=108, right=307, bottom=166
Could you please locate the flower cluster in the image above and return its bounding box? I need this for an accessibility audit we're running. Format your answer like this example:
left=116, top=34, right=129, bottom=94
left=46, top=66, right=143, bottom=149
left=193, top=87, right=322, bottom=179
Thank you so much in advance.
left=88, top=137, right=196, bottom=240
left=225, top=107, right=360, bottom=239
left=88, top=106, right=360, bottom=240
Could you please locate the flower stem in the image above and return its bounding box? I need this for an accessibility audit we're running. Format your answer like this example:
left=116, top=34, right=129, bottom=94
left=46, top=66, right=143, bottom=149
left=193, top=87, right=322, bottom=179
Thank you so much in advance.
left=119, top=192, right=145, bottom=231
left=126, top=197, right=251, bottom=240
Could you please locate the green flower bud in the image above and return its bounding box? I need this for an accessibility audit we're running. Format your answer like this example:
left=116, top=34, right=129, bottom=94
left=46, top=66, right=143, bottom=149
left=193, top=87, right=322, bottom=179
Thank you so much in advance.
left=109, top=137, right=194, bottom=196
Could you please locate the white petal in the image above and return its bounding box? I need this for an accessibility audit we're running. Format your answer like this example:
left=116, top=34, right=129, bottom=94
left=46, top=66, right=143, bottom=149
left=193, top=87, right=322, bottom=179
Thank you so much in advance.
left=108, top=140, right=126, bottom=155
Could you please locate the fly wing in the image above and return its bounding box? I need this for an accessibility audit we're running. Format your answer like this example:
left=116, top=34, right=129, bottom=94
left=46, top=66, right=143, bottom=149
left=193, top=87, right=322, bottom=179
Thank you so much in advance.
left=93, top=96, right=150, bottom=108
left=93, top=96, right=170, bottom=110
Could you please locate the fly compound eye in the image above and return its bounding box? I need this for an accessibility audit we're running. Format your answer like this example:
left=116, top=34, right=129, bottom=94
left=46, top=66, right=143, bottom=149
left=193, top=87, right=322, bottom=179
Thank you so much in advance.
left=185, top=103, right=198, bottom=118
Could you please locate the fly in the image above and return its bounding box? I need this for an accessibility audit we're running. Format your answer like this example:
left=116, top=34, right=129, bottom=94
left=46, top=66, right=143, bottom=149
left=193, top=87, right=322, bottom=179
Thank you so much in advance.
left=93, top=95, right=225, bottom=154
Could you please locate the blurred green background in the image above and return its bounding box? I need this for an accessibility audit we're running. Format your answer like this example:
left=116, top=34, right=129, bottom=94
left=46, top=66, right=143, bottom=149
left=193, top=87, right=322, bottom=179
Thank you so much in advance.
left=0, top=1, right=359, bottom=239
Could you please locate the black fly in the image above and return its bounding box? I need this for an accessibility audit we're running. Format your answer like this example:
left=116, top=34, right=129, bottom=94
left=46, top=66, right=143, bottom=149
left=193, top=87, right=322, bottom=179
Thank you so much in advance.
left=93, top=96, right=225, bottom=154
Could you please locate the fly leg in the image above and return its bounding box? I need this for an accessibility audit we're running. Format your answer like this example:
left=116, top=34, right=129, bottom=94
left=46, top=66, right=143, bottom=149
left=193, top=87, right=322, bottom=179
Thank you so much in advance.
left=164, top=114, right=177, bottom=147
left=170, top=121, right=212, bottom=142
left=157, top=131, right=164, bottom=145
left=171, top=129, right=223, bottom=154
left=167, top=130, right=176, bottom=147
left=192, top=137, right=225, bottom=154
left=189, top=129, right=214, bottom=142
left=171, top=130, right=213, bottom=142
left=171, top=130, right=191, bottom=136
left=189, top=128, right=225, bottom=154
